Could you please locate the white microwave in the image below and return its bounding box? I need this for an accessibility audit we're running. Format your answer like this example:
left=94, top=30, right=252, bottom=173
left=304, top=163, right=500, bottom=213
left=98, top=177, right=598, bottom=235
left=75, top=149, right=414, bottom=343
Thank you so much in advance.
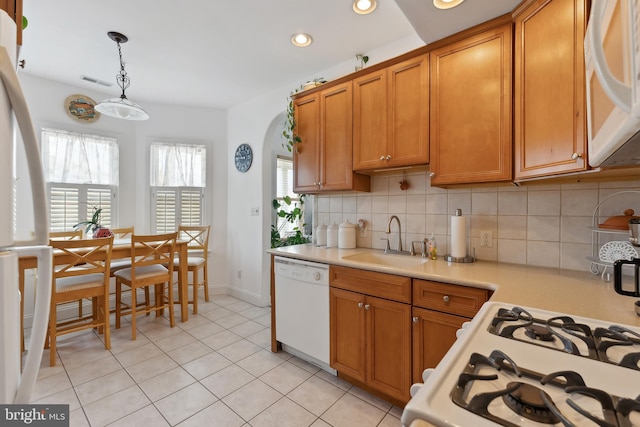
left=585, top=0, right=640, bottom=167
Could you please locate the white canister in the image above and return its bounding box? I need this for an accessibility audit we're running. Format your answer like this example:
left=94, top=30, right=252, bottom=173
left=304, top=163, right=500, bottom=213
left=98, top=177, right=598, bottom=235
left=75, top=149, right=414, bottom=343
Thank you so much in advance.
left=338, top=220, right=357, bottom=249
left=316, top=223, right=327, bottom=246
left=326, top=223, right=339, bottom=248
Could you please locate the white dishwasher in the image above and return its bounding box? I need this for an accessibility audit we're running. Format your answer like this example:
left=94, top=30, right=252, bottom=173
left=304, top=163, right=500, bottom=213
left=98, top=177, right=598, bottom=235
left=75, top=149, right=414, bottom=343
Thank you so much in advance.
left=274, top=256, right=333, bottom=373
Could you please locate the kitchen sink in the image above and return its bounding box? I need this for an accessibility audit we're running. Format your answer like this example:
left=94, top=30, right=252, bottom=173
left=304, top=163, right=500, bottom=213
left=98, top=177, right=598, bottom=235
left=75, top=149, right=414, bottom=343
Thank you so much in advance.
left=342, top=252, right=429, bottom=269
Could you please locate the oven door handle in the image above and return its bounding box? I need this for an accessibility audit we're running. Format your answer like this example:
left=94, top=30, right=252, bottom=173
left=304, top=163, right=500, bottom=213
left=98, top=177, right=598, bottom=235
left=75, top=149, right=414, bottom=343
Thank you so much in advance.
left=613, top=258, right=640, bottom=297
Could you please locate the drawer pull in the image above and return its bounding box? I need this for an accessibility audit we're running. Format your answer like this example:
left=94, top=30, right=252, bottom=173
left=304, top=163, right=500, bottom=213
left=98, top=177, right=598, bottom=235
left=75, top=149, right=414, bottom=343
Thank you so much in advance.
left=412, top=316, right=419, bottom=323
left=443, top=295, right=450, bottom=303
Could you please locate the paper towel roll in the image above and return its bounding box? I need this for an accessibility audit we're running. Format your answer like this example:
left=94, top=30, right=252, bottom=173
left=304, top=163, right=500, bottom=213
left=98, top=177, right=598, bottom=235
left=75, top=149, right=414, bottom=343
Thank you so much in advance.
left=451, top=214, right=466, bottom=258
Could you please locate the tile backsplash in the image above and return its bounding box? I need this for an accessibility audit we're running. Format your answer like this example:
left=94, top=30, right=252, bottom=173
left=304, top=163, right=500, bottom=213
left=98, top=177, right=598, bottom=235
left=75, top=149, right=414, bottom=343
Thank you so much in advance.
left=312, top=171, right=640, bottom=272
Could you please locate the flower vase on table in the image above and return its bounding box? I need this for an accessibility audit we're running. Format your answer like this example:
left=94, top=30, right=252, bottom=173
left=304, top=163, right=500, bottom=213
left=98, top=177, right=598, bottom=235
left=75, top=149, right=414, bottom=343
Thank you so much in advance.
left=92, top=227, right=113, bottom=238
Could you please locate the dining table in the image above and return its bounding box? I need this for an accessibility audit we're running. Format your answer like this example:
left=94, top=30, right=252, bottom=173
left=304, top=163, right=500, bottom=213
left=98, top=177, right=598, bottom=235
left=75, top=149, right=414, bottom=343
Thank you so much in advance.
left=18, top=238, right=190, bottom=351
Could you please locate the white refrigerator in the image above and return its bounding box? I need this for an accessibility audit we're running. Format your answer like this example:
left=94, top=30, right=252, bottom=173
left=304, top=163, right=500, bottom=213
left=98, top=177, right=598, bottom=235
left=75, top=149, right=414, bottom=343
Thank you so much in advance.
left=0, top=10, right=53, bottom=404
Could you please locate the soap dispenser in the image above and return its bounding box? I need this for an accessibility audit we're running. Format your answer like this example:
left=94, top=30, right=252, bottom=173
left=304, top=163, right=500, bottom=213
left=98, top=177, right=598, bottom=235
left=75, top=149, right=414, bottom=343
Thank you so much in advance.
left=428, top=233, right=437, bottom=260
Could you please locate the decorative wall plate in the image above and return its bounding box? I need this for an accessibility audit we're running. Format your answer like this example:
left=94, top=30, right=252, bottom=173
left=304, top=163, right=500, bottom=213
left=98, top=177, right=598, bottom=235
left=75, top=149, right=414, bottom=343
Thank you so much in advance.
left=65, top=94, right=100, bottom=122
left=599, top=240, right=638, bottom=263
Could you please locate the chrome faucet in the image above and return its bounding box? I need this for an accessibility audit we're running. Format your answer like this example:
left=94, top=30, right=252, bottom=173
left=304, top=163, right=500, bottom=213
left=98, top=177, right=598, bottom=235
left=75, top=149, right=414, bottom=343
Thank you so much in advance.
left=386, top=215, right=403, bottom=253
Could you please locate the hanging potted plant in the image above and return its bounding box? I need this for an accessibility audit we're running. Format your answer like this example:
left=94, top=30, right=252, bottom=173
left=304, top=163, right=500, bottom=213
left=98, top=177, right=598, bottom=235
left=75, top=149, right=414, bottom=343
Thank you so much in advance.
left=73, top=206, right=112, bottom=238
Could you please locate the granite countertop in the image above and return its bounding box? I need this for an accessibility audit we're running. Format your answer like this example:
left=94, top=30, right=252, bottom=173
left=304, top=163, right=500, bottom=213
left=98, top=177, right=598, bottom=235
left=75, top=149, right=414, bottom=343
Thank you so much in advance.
left=268, top=244, right=640, bottom=327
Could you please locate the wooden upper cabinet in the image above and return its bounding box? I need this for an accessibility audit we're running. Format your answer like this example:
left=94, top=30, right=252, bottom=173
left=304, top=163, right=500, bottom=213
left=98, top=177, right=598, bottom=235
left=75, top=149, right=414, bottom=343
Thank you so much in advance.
left=513, top=0, right=588, bottom=180
left=293, top=82, right=370, bottom=193
left=0, top=0, right=22, bottom=45
left=293, top=92, right=321, bottom=193
left=429, top=23, right=513, bottom=186
left=353, top=54, right=429, bottom=171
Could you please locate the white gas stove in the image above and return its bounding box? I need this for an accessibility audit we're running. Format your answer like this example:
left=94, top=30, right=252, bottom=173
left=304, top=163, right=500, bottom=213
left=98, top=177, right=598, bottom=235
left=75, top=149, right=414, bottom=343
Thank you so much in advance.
left=401, top=302, right=640, bottom=427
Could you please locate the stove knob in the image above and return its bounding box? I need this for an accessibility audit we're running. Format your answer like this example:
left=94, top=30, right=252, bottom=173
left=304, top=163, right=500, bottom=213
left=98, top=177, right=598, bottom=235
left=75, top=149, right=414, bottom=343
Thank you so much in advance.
left=422, top=368, right=435, bottom=382
left=410, top=383, right=423, bottom=397
left=443, top=295, right=450, bottom=303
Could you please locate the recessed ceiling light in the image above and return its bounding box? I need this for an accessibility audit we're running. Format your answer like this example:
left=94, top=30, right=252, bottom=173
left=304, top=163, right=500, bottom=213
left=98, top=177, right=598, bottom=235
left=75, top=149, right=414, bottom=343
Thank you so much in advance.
left=291, top=33, right=313, bottom=47
left=433, top=0, right=464, bottom=9
left=353, top=0, right=377, bottom=14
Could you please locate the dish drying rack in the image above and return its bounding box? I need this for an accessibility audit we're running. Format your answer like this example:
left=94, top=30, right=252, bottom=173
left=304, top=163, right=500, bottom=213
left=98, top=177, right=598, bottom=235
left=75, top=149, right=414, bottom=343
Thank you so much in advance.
left=588, top=190, right=640, bottom=280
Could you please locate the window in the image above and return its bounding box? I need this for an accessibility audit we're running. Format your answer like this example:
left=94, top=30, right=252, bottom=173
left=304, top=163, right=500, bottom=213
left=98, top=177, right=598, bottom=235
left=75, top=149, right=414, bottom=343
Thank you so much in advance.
left=41, top=129, right=118, bottom=232
left=274, top=156, right=300, bottom=236
left=150, top=143, right=206, bottom=233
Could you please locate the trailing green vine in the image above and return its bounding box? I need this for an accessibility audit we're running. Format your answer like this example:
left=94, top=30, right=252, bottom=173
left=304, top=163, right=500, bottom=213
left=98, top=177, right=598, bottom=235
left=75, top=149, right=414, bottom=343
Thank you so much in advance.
left=282, top=78, right=326, bottom=153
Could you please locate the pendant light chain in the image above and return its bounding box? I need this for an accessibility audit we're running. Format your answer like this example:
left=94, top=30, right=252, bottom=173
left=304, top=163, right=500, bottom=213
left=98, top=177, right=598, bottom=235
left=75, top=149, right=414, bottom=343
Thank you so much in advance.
left=115, top=40, right=131, bottom=98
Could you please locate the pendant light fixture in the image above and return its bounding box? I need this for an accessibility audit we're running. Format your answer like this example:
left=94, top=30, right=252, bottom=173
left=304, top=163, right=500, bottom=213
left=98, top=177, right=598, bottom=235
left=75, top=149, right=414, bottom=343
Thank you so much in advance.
left=95, top=31, right=149, bottom=121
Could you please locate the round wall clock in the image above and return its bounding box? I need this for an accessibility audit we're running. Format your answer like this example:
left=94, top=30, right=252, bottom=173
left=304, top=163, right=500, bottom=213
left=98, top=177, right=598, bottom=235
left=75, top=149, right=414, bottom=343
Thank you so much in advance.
left=64, top=94, right=100, bottom=122
left=234, top=143, right=253, bottom=173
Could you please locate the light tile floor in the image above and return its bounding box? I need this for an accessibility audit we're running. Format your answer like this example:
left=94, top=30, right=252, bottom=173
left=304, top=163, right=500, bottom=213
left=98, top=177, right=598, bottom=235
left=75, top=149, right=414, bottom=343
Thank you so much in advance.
left=27, top=295, right=405, bottom=427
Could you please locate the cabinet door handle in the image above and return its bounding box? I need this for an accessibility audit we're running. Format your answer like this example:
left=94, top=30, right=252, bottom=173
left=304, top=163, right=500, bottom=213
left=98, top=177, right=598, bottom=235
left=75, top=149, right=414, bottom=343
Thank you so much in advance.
left=358, top=302, right=364, bottom=308
left=429, top=172, right=435, bottom=177
left=379, top=155, right=385, bottom=161
left=386, top=155, right=391, bottom=160
left=412, top=316, right=419, bottom=323
left=443, top=295, right=450, bottom=303
left=364, top=304, right=370, bottom=310
left=571, top=152, right=583, bottom=160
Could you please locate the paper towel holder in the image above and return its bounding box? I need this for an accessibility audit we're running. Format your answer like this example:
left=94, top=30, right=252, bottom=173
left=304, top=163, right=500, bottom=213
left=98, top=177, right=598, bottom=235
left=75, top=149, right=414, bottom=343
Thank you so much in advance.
left=444, top=209, right=476, bottom=263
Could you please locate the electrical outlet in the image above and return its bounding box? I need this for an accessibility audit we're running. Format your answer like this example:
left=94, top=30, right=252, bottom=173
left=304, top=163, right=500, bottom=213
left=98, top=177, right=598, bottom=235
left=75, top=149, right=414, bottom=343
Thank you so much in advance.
left=480, top=230, right=492, bottom=248
left=237, top=270, right=242, bottom=279
left=250, top=206, right=259, bottom=216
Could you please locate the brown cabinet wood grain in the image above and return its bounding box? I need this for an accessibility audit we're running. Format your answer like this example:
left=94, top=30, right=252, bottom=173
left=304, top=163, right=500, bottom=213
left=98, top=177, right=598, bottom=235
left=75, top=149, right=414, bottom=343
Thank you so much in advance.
left=411, top=306, right=467, bottom=382
left=330, top=265, right=411, bottom=304
left=412, top=279, right=490, bottom=382
left=513, top=0, right=589, bottom=179
left=429, top=23, right=513, bottom=186
left=353, top=54, right=429, bottom=171
left=293, top=82, right=370, bottom=193
left=329, top=267, right=412, bottom=403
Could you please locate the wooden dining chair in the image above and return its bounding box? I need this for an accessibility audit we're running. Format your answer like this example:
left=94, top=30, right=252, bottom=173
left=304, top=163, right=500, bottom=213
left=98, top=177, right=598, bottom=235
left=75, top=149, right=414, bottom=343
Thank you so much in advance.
left=110, top=226, right=134, bottom=240
left=114, top=232, right=178, bottom=340
left=50, top=230, right=83, bottom=240
left=50, top=229, right=95, bottom=320
left=47, top=236, right=114, bottom=367
left=109, top=226, right=135, bottom=276
left=175, top=225, right=210, bottom=314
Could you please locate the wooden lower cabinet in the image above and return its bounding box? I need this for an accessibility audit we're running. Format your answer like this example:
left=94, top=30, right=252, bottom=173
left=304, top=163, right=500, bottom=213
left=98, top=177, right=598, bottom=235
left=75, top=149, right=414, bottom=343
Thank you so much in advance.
left=330, top=287, right=412, bottom=403
left=411, top=306, right=467, bottom=383
left=412, top=279, right=490, bottom=383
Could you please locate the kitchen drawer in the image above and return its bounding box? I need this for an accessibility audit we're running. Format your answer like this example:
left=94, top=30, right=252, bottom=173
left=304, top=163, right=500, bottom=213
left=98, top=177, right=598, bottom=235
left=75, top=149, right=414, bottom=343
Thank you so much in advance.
left=330, top=265, right=411, bottom=304
left=413, top=280, right=489, bottom=318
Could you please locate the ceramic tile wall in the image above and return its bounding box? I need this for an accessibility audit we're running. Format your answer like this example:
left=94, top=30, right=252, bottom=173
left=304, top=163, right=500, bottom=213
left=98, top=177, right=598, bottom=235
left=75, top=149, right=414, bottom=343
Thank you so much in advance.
left=313, top=171, right=640, bottom=272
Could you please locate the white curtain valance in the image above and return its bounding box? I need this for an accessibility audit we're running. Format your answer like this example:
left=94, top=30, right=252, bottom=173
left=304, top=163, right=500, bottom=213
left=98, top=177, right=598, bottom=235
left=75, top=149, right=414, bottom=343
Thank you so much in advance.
left=150, top=143, right=206, bottom=187
left=41, top=128, right=119, bottom=185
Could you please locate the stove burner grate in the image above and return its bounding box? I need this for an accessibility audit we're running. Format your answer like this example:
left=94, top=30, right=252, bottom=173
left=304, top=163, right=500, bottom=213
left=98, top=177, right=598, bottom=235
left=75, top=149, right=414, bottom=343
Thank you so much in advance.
left=489, top=307, right=640, bottom=371
left=502, top=382, right=560, bottom=424
left=451, top=350, right=640, bottom=427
